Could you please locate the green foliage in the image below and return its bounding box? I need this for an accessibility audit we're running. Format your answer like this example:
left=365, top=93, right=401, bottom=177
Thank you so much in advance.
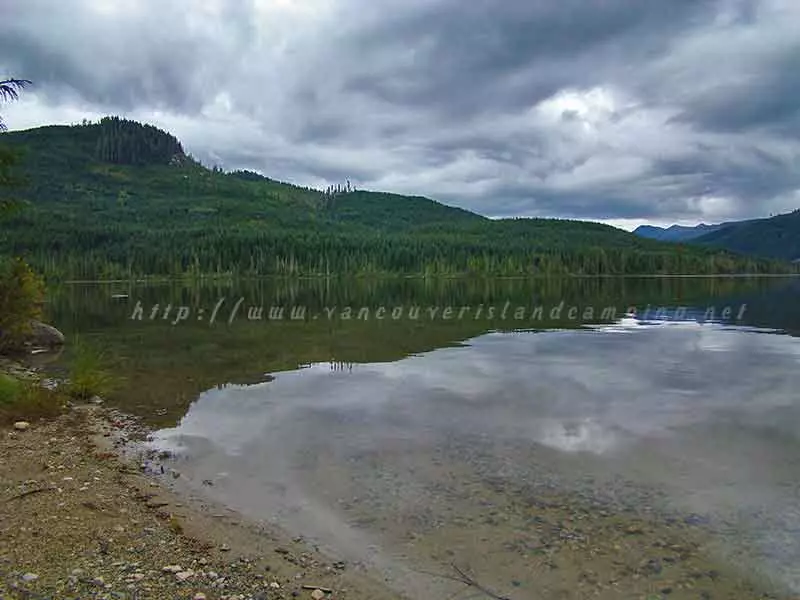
left=0, top=198, right=23, bottom=219
left=229, top=169, right=273, bottom=183
left=66, top=338, right=120, bottom=400
left=0, top=374, right=64, bottom=424
left=0, top=132, right=48, bottom=354
left=0, top=145, right=28, bottom=219
left=0, top=145, right=24, bottom=186
left=0, top=120, right=795, bottom=279
left=0, top=373, right=20, bottom=406
left=93, top=116, right=185, bottom=166
left=696, top=210, right=800, bottom=261
left=0, top=258, right=45, bottom=351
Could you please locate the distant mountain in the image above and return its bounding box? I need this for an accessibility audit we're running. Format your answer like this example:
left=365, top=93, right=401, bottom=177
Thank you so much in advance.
left=636, top=211, right=800, bottom=261
left=694, top=210, right=800, bottom=261
left=634, top=223, right=726, bottom=242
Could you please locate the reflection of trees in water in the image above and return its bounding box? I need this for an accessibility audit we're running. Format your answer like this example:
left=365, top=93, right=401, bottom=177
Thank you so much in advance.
left=46, top=275, right=790, bottom=332
left=38, top=276, right=800, bottom=424
left=329, top=361, right=354, bottom=372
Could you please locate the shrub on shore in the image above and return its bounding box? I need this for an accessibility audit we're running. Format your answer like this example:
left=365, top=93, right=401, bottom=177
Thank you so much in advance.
left=65, top=338, right=120, bottom=401
left=0, top=337, right=121, bottom=426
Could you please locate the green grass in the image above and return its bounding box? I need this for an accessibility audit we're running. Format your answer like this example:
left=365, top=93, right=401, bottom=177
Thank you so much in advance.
left=0, top=373, right=20, bottom=405
left=65, top=338, right=120, bottom=401
left=0, top=372, right=65, bottom=425
left=0, top=336, right=121, bottom=425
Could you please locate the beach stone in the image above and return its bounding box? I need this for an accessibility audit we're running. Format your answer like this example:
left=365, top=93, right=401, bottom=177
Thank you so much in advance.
left=21, top=572, right=38, bottom=582
left=14, top=421, right=30, bottom=431
left=162, top=565, right=183, bottom=573
left=311, top=589, right=326, bottom=599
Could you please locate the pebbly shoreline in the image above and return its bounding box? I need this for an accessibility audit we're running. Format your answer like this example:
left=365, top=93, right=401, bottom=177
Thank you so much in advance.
left=0, top=403, right=404, bottom=600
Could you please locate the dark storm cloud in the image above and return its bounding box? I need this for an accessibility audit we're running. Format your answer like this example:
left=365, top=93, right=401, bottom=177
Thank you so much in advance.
left=0, top=1, right=255, bottom=112
left=674, top=53, right=800, bottom=134
left=341, top=0, right=709, bottom=117
left=1, top=0, right=799, bottom=226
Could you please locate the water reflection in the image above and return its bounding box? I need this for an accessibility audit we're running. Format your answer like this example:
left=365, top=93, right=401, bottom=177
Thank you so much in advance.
left=154, top=321, right=800, bottom=456
left=42, top=276, right=800, bottom=423
left=151, top=320, right=800, bottom=594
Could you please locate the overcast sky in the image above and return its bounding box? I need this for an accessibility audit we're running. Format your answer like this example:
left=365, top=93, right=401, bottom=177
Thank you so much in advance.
left=1, top=0, right=799, bottom=230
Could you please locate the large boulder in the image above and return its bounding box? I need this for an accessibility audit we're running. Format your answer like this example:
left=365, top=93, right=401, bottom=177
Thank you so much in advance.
left=25, top=320, right=65, bottom=349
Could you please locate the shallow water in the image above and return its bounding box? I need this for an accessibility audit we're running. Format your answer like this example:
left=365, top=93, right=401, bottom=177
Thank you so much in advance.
left=151, top=319, right=800, bottom=597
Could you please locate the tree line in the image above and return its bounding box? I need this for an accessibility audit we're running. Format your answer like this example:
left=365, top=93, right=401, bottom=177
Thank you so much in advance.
left=10, top=224, right=787, bottom=280
left=0, top=115, right=795, bottom=281
left=93, top=116, right=185, bottom=166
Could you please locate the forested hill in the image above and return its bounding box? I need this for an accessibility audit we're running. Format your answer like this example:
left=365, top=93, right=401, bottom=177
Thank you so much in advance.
left=694, top=210, right=800, bottom=262
left=0, top=118, right=794, bottom=279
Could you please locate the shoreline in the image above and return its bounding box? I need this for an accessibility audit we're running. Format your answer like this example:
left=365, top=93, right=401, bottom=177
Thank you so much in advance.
left=54, top=272, right=800, bottom=286
left=0, top=405, right=405, bottom=600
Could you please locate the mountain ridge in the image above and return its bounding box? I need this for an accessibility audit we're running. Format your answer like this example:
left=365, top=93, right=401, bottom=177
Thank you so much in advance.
left=694, top=210, right=800, bottom=261
left=634, top=211, right=800, bottom=261
left=0, top=117, right=794, bottom=278
left=634, top=222, right=727, bottom=242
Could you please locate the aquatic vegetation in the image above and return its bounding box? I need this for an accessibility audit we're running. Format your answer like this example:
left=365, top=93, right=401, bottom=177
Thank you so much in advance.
left=65, top=337, right=120, bottom=401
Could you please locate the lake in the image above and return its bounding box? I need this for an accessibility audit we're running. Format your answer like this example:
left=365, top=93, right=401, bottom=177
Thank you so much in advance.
left=45, top=276, right=800, bottom=599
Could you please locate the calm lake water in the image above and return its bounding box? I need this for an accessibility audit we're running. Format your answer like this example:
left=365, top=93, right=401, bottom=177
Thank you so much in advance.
left=46, top=276, right=800, bottom=599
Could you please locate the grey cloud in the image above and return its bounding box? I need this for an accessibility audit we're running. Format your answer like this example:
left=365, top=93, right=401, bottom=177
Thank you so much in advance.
left=677, top=55, right=800, bottom=134
left=337, top=0, right=710, bottom=120
left=1, top=0, right=799, bottom=225
left=0, top=0, right=254, bottom=113
left=640, top=1, right=800, bottom=136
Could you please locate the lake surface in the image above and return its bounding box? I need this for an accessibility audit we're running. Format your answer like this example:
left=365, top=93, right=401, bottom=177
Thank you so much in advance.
left=46, top=276, right=800, bottom=598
